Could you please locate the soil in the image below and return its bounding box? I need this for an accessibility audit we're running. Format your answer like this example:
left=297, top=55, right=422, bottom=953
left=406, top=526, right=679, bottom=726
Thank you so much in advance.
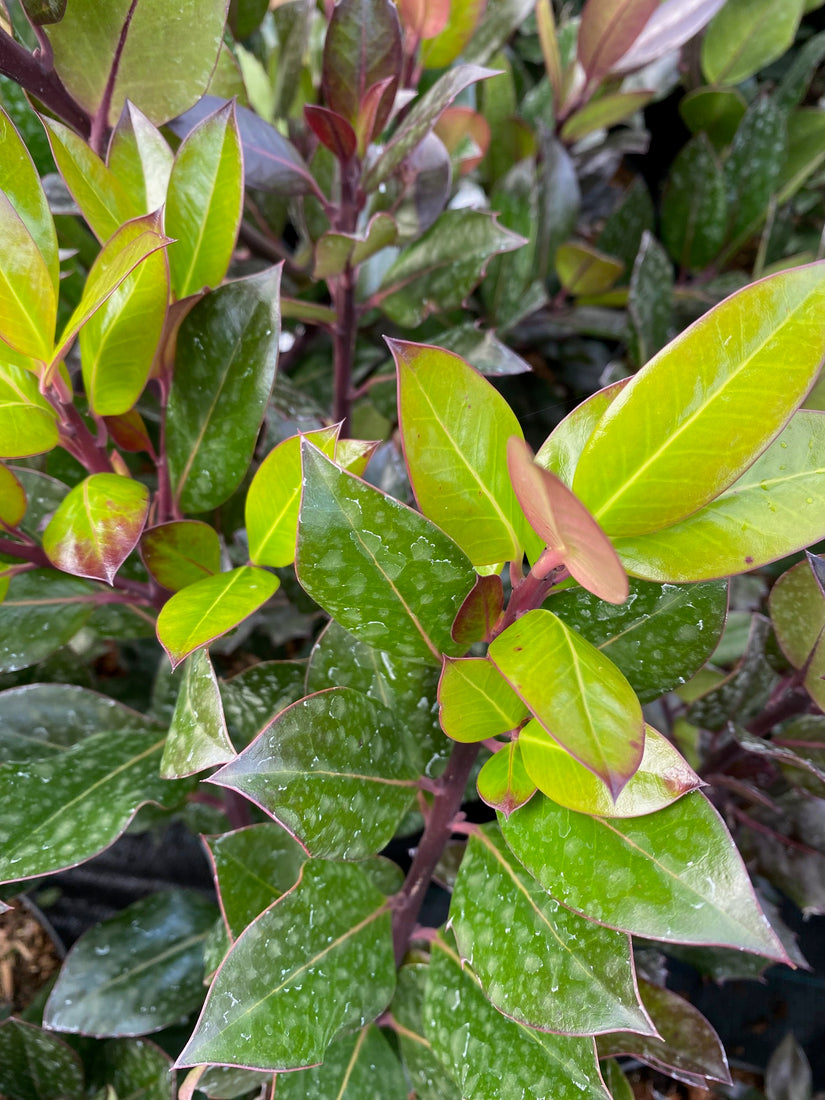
left=0, top=899, right=62, bottom=1014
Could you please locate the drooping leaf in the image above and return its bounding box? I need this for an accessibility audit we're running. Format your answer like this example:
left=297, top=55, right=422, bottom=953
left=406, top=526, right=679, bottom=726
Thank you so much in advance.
left=0, top=1019, right=85, bottom=1100
left=577, top=0, right=658, bottom=88
left=42, top=473, right=149, bottom=584
left=769, top=557, right=825, bottom=709
left=520, top=721, right=702, bottom=817
left=615, top=410, right=825, bottom=582
left=296, top=443, right=475, bottom=663
left=392, top=340, right=538, bottom=567
left=488, top=609, right=644, bottom=798
left=220, top=660, right=306, bottom=748
left=660, top=134, right=727, bottom=272
left=0, top=192, right=56, bottom=362
left=500, top=791, right=788, bottom=959
left=701, top=0, right=805, bottom=85
left=46, top=0, right=227, bottom=127
left=211, top=687, right=419, bottom=859
left=156, top=566, right=280, bottom=669
left=107, top=99, right=174, bottom=213
left=166, top=100, right=243, bottom=300
left=375, top=209, right=524, bottom=327
left=176, top=860, right=395, bottom=1071
left=424, top=935, right=613, bottom=1100
left=161, top=648, right=234, bottom=778
left=477, top=741, right=536, bottom=817
left=0, top=729, right=191, bottom=882
left=0, top=105, right=58, bottom=292
left=438, top=657, right=527, bottom=744
left=573, top=264, right=825, bottom=538
left=0, top=462, right=25, bottom=527
left=141, top=521, right=221, bottom=592
left=167, top=265, right=281, bottom=513
left=273, top=1026, right=409, bottom=1100
left=205, top=822, right=306, bottom=939
left=0, top=569, right=94, bottom=672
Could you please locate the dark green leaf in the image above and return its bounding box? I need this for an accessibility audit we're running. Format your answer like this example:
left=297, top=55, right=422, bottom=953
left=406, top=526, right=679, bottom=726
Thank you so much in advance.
left=21, top=0, right=66, bottom=25
left=161, top=648, right=234, bottom=778
left=597, top=178, right=654, bottom=274
left=273, top=1025, right=408, bottom=1099
left=679, top=87, right=746, bottom=150
left=775, top=29, right=825, bottom=111
left=462, top=0, right=535, bottom=65
left=535, top=132, right=580, bottom=283
left=296, top=444, right=475, bottom=663
left=723, top=97, right=787, bottom=257
left=430, top=321, right=531, bottom=376
left=776, top=108, right=825, bottom=203
left=167, top=266, right=281, bottom=513
left=765, top=1033, right=813, bottom=1100
left=628, top=230, right=672, bottom=367
left=661, top=134, right=727, bottom=271
left=0, top=569, right=94, bottom=673
left=85, top=1037, right=174, bottom=1100
left=176, top=861, right=395, bottom=1071
left=44, top=891, right=217, bottom=1036
left=391, top=964, right=462, bottom=1100
left=0, top=1019, right=84, bottom=1100
left=701, top=0, right=805, bottom=85
left=220, top=660, right=306, bottom=747
left=212, top=687, right=420, bottom=859
left=482, top=159, right=540, bottom=330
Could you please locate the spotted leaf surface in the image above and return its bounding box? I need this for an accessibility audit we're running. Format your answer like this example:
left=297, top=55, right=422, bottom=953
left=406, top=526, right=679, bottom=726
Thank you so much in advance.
left=769, top=557, right=825, bottom=708
left=211, top=687, right=419, bottom=859
left=176, top=860, right=395, bottom=1071
left=273, top=1025, right=408, bottom=1099
left=43, top=473, right=149, bottom=584
left=449, top=825, right=652, bottom=1035
left=423, top=936, right=612, bottom=1100
left=0, top=570, right=95, bottom=673
left=392, top=964, right=462, bottom=1100
left=500, top=792, right=788, bottom=959
left=296, top=444, right=475, bottom=663
left=476, top=741, right=536, bottom=817
left=0, top=1019, right=84, bottom=1100
left=161, top=648, right=234, bottom=778
left=438, top=657, right=528, bottom=743
left=488, top=610, right=645, bottom=798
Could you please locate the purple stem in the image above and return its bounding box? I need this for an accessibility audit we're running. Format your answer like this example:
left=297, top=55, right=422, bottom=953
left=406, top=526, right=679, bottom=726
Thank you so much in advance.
left=0, top=26, right=90, bottom=136
left=88, top=0, right=139, bottom=156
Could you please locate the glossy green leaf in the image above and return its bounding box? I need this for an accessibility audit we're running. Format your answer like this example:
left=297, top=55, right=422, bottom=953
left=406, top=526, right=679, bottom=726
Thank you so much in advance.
left=577, top=0, right=658, bottom=87
left=0, top=682, right=154, bottom=764
left=536, top=380, right=626, bottom=488
left=701, top=0, right=805, bottom=85
left=167, top=265, right=281, bottom=513
left=508, top=437, right=628, bottom=603
left=375, top=209, right=524, bottom=328
left=438, top=657, right=527, bottom=744
left=549, top=577, right=728, bottom=703
left=0, top=569, right=95, bottom=672
left=212, top=687, right=419, bottom=859
left=11, top=467, right=68, bottom=538
left=597, top=979, right=730, bottom=1085
left=42, top=473, right=149, bottom=584
left=206, top=822, right=306, bottom=939
left=500, top=791, right=788, bottom=958
left=296, top=443, right=475, bottom=663
left=573, top=264, right=825, bottom=538
left=601, top=1058, right=633, bottom=1100
left=0, top=360, right=58, bottom=459
left=52, top=211, right=172, bottom=381
left=615, top=410, right=825, bottom=582
left=489, top=609, right=644, bottom=798
left=481, top=160, right=540, bottom=330
left=365, top=64, right=494, bottom=188
left=246, top=426, right=338, bottom=568
left=141, top=521, right=221, bottom=592
left=451, top=572, right=504, bottom=646
left=777, top=108, right=825, bottom=204
left=679, top=87, right=746, bottom=149
left=314, top=214, right=397, bottom=280
left=556, top=242, right=625, bottom=297
left=166, top=101, right=243, bottom=300
left=0, top=728, right=191, bottom=882
left=477, top=741, right=536, bottom=817
left=44, top=891, right=216, bottom=1036
left=85, top=1037, right=174, bottom=1100
left=769, top=557, right=825, bottom=709
left=0, top=191, right=55, bottom=362
left=220, top=660, right=306, bottom=748
left=561, top=91, right=654, bottom=144
left=0, top=462, right=25, bottom=526
left=628, top=230, right=672, bottom=367
left=46, top=0, right=227, bottom=127
left=305, top=620, right=447, bottom=777
left=450, top=825, right=652, bottom=1034
left=156, top=566, right=280, bottom=669
left=0, top=105, right=58, bottom=292
left=108, top=100, right=174, bottom=213
left=723, top=97, right=787, bottom=257
left=42, top=115, right=140, bottom=242
left=597, top=178, right=654, bottom=274
left=161, top=648, right=234, bottom=778
left=176, top=860, right=395, bottom=1071
left=393, top=340, right=538, bottom=567
left=79, top=226, right=168, bottom=415
left=0, top=1019, right=85, bottom=1100
left=660, top=134, right=727, bottom=271
left=424, top=935, right=614, bottom=1100
left=391, top=964, right=462, bottom=1100
left=273, top=1026, right=408, bottom=1100
left=520, top=721, right=701, bottom=817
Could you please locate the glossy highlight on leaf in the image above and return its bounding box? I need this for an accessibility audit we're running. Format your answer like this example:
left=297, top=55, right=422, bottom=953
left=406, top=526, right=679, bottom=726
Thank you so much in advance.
left=477, top=741, right=536, bottom=817
left=0, top=191, right=56, bottom=362
left=161, top=648, right=234, bottom=778
left=0, top=570, right=94, bottom=673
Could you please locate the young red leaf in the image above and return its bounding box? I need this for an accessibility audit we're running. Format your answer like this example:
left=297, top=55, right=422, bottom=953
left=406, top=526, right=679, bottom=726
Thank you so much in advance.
left=321, top=0, right=402, bottom=137
left=577, top=0, right=659, bottom=89
left=398, top=0, right=450, bottom=39
left=304, top=104, right=357, bottom=162
left=451, top=571, right=504, bottom=646
left=103, top=409, right=154, bottom=454
left=507, top=436, right=629, bottom=604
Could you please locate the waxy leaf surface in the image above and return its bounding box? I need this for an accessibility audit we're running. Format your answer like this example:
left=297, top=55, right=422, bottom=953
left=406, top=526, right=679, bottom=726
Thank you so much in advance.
left=424, top=936, right=612, bottom=1100
left=0, top=192, right=55, bottom=362
left=85, top=1037, right=174, bottom=1099
left=177, top=861, right=395, bottom=1071
left=573, top=263, right=825, bottom=537
left=43, top=473, right=149, bottom=584
left=221, top=660, right=306, bottom=747
left=393, top=340, right=537, bottom=566
left=0, top=105, right=58, bottom=291
left=392, top=964, right=462, bottom=1100
left=477, top=741, right=536, bottom=817
left=0, top=729, right=190, bottom=882
left=141, top=521, right=221, bottom=592
left=314, top=214, right=397, bottom=280
left=615, top=411, right=825, bottom=582
left=322, top=0, right=401, bottom=138
left=273, top=1026, right=408, bottom=1100
left=167, top=266, right=281, bottom=513
left=520, top=721, right=701, bottom=818
left=489, top=610, right=644, bottom=798
left=212, top=687, right=419, bottom=859
left=166, top=101, right=243, bottom=299
left=0, top=1020, right=84, bottom=1100
left=438, top=657, right=527, bottom=744
left=450, top=826, right=652, bottom=1035
left=0, top=570, right=94, bottom=672
left=161, top=648, right=234, bottom=778
left=296, top=444, right=475, bottom=663
left=108, top=100, right=174, bottom=213
left=157, top=566, right=279, bottom=669
left=44, top=891, right=217, bottom=1036
left=500, top=792, right=788, bottom=958
left=660, top=133, right=726, bottom=271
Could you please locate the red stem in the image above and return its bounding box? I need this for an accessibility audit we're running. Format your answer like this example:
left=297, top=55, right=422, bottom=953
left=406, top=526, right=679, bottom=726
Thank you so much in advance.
left=88, top=0, right=139, bottom=156
left=0, top=26, right=90, bottom=136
